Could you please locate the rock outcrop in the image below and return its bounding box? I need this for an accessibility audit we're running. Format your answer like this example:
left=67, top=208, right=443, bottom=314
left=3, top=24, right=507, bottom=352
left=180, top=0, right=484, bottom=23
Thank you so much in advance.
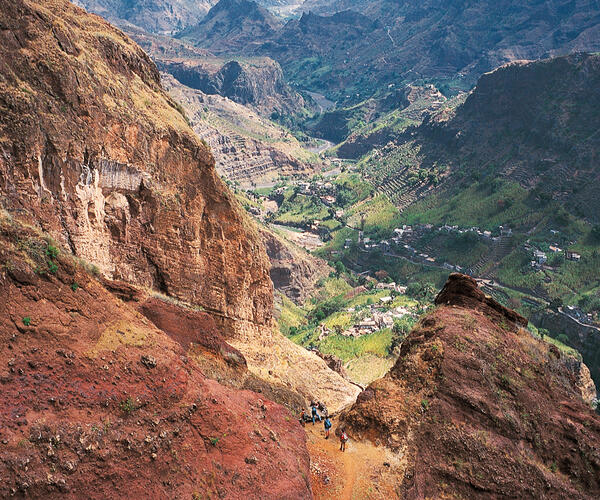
left=261, top=226, right=331, bottom=304
left=339, top=274, right=600, bottom=498
left=0, top=0, right=272, bottom=336
left=0, top=0, right=359, bottom=416
left=0, top=215, right=312, bottom=499
left=160, top=57, right=304, bottom=116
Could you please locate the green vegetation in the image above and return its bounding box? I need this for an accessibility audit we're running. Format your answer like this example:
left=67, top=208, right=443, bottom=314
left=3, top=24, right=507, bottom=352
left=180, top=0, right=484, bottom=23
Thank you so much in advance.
left=22, top=316, right=31, bottom=326
left=119, top=396, right=138, bottom=414
left=317, top=329, right=394, bottom=362
left=273, top=189, right=330, bottom=227
left=334, top=173, right=374, bottom=208
left=46, top=244, right=59, bottom=259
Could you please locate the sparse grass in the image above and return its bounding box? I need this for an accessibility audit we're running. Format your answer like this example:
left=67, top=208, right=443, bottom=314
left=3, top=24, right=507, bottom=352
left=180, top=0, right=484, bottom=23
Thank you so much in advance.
left=119, top=396, right=138, bottom=414
left=46, top=244, right=59, bottom=259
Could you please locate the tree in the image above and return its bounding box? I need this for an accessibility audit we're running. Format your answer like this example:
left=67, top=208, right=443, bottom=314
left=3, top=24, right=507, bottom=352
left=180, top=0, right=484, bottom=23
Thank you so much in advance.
left=334, top=261, right=346, bottom=276
left=549, top=297, right=563, bottom=310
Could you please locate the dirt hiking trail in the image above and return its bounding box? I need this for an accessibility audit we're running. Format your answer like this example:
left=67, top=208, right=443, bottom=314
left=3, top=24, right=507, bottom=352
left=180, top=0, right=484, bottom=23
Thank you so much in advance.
left=305, top=421, right=404, bottom=499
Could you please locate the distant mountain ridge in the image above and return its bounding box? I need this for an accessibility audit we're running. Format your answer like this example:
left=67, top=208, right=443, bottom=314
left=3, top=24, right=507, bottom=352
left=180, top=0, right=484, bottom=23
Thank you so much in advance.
left=178, top=0, right=600, bottom=102
left=176, top=0, right=282, bottom=52
left=358, top=53, right=600, bottom=224
left=73, top=0, right=217, bottom=32
left=73, top=0, right=298, bottom=33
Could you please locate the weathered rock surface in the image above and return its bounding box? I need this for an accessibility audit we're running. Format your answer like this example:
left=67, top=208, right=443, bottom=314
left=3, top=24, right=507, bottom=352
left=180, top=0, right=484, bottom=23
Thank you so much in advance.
left=161, top=57, right=304, bottom=116
left=261, top=226, right=330, bottom=304
left=162, top=73, right=311, bottom=188
left=0, top=0, right=272, bottom=336
left=0, top=217, right=312, bottom=499
left=339, top=274, right=600, bottom=498
left=0, top=0, right=358, bottom=417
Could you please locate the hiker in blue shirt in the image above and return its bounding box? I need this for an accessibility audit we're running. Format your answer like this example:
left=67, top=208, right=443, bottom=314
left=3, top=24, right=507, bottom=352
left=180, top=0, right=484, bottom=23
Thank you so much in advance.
left=311, top=402, right=321, bottom=424
left=324, top=416, right=332, bottom=439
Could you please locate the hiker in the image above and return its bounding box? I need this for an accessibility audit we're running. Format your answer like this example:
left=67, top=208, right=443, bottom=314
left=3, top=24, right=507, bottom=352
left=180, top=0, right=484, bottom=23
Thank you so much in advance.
left=323, top=416, right=332, bottom=439
left=311, top=402, right=321, bottom=424
left=299, top=408, right=306, bottom=427
left=339, top=428, right=348, bottom=451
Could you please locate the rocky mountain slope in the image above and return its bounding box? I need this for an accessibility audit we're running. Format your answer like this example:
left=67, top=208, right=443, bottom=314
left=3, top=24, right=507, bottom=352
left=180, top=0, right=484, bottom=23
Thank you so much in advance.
left=162, top=73, right=312, bottom=188
left=159, top=56, right=305, bottom=116
left=361, top=53, right=600, bottom=223
left=339, top=273, right=600, bottom=498
left=73, top=0, right=217, bottom=33
left=0, top=0, right=358, bottom=417
left=0, top=214, right=312, bottom=499
left=177, top=0, right=282, bottom=53
left=187, top=0, right=600, bottom=103
left=260, top=225, right=331, bottom=304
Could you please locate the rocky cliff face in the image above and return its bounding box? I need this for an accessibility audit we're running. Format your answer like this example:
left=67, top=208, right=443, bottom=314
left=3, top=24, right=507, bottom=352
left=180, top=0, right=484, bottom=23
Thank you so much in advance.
left=261, top=226, right=330, bottom=304
left=160, top=57, right=305, bottom=116
left=0, top=0, right=359, bottom=415
left=0, top=0, right=272, bottom=335
left=73, top=0, right=217, bottom=33
left=339, top=274, right=600, bottom=498
left=0, top=215, right=312, bottom=499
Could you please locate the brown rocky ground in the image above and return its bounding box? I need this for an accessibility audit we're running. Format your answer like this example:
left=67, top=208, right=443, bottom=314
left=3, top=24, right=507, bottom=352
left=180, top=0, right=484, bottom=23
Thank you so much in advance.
left=339, top=274, right=600, bottom=499
left=0, top=214, right=312, bottom=499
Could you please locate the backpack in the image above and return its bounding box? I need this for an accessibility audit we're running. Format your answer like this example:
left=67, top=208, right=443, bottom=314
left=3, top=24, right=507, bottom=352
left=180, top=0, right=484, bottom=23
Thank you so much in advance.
left=324, top=419, right=332, bottom=429
left=340, top=431, right=348, bottom=442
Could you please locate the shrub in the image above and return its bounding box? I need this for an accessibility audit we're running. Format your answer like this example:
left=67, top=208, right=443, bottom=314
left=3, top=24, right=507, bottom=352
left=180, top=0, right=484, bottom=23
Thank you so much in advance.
left=47, top=261, right=58, bottom=274
left=119, top=397, right=137, bottom=414
left=71, top=282, right=79, bottom=291
left=46, top=245, right=59, bottom=259
left=22, top=316, right=31, bottom=326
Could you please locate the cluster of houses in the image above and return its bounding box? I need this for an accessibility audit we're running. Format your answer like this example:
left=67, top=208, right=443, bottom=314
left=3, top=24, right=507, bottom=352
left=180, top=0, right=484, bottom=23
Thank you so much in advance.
left=318, top=282, right=415, bottom=339
left=530, top=245, right=582, bottom=269
left=297, top=180, right=336, bottom=198
left=563, top=305, right=596, bottom=324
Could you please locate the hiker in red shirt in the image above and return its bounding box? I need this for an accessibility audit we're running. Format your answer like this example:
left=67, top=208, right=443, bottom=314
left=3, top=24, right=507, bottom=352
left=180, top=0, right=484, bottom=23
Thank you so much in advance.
left=339, top=428, right=348, bottom=452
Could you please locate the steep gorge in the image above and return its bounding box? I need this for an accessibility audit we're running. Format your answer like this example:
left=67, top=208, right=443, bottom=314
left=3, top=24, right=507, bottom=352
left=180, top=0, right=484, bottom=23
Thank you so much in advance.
left=0, top=0, right=358, bottom=418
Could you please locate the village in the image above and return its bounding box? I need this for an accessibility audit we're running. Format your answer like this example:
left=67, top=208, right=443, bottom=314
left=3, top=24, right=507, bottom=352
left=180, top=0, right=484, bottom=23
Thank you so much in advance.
left=239, top=175, right=596, bottom=330
left=316, top=281, right=418, bottom=340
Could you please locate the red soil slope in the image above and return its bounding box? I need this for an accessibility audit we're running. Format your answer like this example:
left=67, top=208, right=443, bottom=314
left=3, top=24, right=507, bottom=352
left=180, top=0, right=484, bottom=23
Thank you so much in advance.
left=0, top=216, right=312, bottom=499
left=340, top=273, right=600, bottom=499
